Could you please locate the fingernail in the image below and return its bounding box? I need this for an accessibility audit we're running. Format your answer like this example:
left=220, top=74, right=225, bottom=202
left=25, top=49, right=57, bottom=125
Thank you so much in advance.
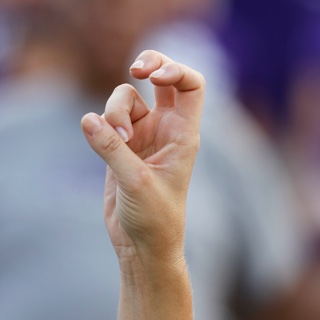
left=115, top=126, right=129, bottom=142
left=130, top=60, right=144, bottom=70
left=83, top=113, right=103, bottom=136
left=150, top=68, right=165, bottom=79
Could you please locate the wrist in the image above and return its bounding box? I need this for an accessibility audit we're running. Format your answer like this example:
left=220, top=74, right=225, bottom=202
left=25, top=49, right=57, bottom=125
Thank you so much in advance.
left=118, top=251, right=192, bottom=320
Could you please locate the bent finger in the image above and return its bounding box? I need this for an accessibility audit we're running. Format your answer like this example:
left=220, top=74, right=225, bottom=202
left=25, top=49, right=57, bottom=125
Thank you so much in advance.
left=150, top=61, right=205, bottom=123
left=130, top=50, right=205, bottom=122
left=104, top=83, right=150, bottom=142
left=130, top=50, right=205, bottom=92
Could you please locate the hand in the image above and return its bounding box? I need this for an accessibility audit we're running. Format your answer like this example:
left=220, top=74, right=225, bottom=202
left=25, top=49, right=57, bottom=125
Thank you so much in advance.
left=81, top=50, right=205, bottom=262
left=81, top=50, right=205, bottom=319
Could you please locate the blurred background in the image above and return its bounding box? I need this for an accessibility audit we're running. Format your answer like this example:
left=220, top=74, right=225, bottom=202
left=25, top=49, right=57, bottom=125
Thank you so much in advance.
left=0, top=0, right=319, bottom=319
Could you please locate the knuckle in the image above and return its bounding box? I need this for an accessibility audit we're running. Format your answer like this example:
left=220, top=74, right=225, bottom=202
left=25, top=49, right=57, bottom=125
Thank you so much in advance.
left=106, top=109, right=120, bottom=120
left=100, top=133, right=122, bottom=154
left=105, top=83, right=135, bottom=121
left=140, top=49, right=156, bottom=58
left=104, top=109, right=126, bottom=126
left=114, top=83, right=135, bottom=93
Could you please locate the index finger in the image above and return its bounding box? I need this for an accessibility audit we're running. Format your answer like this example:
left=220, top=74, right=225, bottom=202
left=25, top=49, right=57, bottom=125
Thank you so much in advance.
left=130, top=50, right=206, bottom=121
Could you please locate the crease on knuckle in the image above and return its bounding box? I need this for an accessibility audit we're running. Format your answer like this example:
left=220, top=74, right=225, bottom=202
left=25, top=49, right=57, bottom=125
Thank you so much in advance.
left=100, top=133, right=122, bottom=154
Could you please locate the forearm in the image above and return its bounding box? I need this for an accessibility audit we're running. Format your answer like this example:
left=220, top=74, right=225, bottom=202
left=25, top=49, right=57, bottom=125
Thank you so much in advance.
left=117, top=252, right=193, bottom=320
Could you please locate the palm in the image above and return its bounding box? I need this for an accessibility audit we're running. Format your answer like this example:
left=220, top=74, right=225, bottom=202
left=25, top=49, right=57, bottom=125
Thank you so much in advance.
left=104, top=106, right=190, bottom=251
left=131, top=109, right=186, bottom=159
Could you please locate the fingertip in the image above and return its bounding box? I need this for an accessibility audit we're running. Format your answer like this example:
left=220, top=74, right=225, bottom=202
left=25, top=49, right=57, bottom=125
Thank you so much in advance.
left=129, top=59, right=148, bottom=79
left=81, top=113, right=103, bottom=136
left=130, top=60, right=144, bottom=71
left=115, top=126, right=129, bottom=143
left=149, top=68, right=166, bottom=79
left=149, top=63, right=177, bottom=86
left=129, top=50, right=165, bottom=79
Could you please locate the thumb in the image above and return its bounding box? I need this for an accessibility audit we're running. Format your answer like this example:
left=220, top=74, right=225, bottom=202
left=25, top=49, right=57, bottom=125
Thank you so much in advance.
left=81, top=112, right=146, bottom=185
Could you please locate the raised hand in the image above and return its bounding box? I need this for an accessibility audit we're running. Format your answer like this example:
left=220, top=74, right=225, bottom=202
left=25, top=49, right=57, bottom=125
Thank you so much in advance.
left=81, top=50, right=205, bottom=319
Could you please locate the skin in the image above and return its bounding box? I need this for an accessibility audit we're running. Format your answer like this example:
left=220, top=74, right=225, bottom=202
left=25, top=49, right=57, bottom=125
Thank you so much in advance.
left=81, top=50, right=205, bottom=320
